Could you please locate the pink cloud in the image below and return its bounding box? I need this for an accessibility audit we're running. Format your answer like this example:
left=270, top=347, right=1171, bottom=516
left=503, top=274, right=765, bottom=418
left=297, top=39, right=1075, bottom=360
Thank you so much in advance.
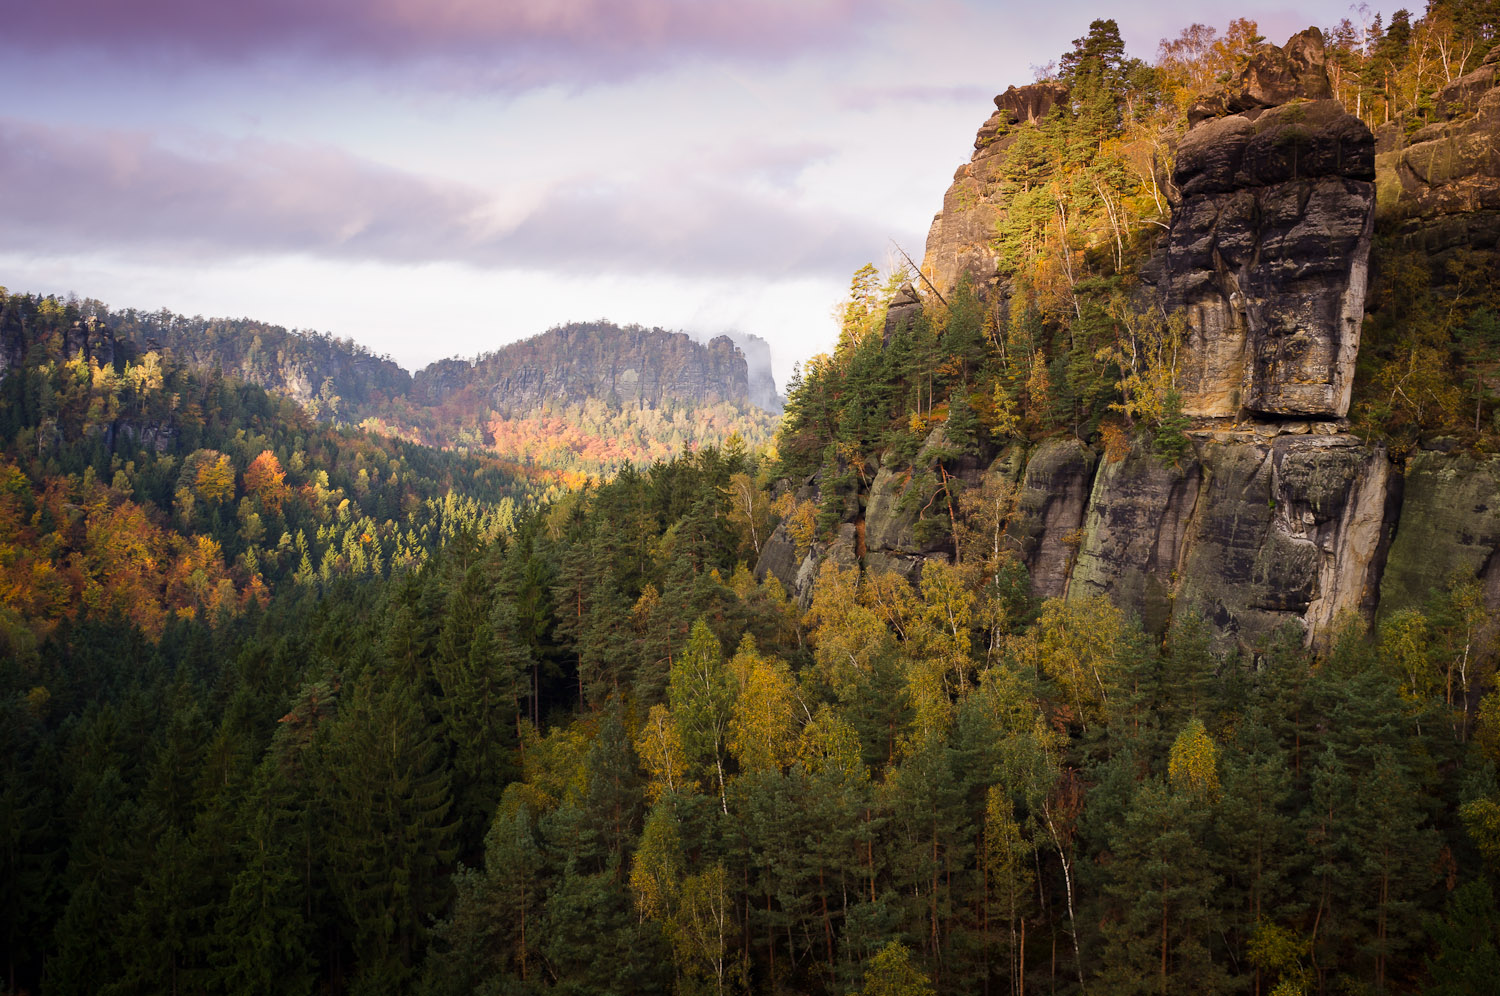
left=8, top=0, right=887, bottom=82
left=0, top=119, right=894, bottom=279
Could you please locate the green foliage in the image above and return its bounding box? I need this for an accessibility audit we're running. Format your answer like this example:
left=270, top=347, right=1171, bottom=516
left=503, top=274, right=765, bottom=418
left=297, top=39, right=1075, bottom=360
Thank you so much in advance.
left=15, top=14, right=1500, bottom=996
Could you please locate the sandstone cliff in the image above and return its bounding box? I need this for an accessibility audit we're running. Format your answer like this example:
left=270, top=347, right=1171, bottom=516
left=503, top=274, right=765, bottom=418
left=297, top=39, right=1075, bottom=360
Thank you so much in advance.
left=920, top=82, right=1068, bottom=301
left=762, top=28, right=1500, bottom=652
left=1150, top=93, right=1375, bottom=418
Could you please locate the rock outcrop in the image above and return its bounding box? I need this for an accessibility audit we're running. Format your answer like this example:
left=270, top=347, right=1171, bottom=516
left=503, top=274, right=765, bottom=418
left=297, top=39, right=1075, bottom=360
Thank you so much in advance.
left=919, top=82, right=1068, bottom=300
left=1, top=313, right=114, bottom=377
left=1379, top=447, right=1500, bottom=614
left=411, top=322, right=752, bottom=413
left=757, top=27, right=1500, bottom=652
left=1069, top=443, right=1202, bottom=636
left=1163, top=430, right=1390, bottom=648
left=1376, top=44, right=1500, bottom=266
left=1153, top=30, right=1376, bottom=419
left=775, top=425, right=1403, bottom=652
left=1185, top=27, right=1333, bottom=124
left=1004, top=439, right=1097, bottom=599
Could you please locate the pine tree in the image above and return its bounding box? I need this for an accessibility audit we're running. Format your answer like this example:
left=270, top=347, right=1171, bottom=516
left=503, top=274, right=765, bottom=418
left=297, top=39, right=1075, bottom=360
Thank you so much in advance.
left=319, top=670, right=458, bottom=990
left=1098, top=776, right=1229, bottom=995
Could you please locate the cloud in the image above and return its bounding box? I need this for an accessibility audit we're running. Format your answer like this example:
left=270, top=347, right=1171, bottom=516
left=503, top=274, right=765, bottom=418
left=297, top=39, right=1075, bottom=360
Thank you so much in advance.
left=0, top=119, right=895, bottom=281
left=836, top=83, right=995, bottom=110
left=8, top=0, right=889, bottom=86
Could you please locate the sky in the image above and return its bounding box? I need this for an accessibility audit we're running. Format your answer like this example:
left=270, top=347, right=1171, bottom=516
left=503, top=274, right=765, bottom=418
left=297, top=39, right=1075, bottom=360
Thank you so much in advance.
left=2, top=0, right=1367, bottom=389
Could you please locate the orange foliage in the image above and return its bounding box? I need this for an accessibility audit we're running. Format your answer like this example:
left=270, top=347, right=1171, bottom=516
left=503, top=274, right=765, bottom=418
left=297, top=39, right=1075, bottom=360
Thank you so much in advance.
left=243, top=450, right=290, bottom=513
left=0, top=460, right=253, bottom=639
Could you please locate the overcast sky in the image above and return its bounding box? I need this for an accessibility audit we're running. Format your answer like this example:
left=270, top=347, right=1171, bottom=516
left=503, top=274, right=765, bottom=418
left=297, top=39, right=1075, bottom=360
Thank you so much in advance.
left=3, top=0, right=1365, bottom=388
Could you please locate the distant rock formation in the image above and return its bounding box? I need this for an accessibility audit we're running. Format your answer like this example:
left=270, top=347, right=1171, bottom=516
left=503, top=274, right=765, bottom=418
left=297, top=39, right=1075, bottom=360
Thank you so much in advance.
left=410, top=322, right=752, bottom=414
left=724, top=332, right=783, bottom=413
left=107, top=313, right=412, bottom=412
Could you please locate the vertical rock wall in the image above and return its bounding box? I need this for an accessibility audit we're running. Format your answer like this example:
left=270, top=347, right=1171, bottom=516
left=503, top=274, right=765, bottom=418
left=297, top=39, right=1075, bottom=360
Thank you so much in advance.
left=1153, top=31, right=1376, bottom=419
left=755, top=28, right=1500, bottom=652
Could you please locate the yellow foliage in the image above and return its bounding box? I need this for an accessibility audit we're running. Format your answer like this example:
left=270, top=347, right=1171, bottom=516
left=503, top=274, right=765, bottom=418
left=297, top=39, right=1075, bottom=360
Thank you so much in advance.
left=630, top=806, right=684, bottom=922
left=1099, top=296, right=1186, bottom=426
left=805, top=562, right=891, bottom=698
left=727, top=637, right=801, bottom=774
left=797, top=704, right=867, bottom=784
left=1022, top=596, right=1129, bottom=730
left=771, top=492, right=818, bottom=559
left=1168, top=717, right=1221, bottom=800
left=193, top=453, right=236, bottom=507
left=637, top=703, right=692, bottom=802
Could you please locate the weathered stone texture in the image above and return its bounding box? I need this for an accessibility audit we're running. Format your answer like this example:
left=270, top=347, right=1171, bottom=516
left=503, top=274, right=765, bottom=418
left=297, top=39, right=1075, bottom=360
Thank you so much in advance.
left=1161, top=92, right=1376, bottom=419
left=1166, top=433, right=1388, bottom=649
left=1069, top=443, right=1202, bottom=635
left=919, top=82, right=1068, bottom=301
left=1376, top=49, right=1500, bottom=264
left=1004, top=439, right=1097, bottom=599
left=1186, top=27, right=1333, bottom=125
left=1379, top=449, right=1500, bottom=616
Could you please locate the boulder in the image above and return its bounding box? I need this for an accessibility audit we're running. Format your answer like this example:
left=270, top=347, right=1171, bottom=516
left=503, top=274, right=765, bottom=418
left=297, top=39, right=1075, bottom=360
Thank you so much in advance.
left=881, top=282, right=923, bottom=345
left=1188, top=27, right=1333, bottom=125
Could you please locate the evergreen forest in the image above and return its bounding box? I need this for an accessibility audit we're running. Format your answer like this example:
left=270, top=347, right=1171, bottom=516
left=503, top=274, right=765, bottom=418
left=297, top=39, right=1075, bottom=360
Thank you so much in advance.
left=7, top=6, right=1500, bottom=996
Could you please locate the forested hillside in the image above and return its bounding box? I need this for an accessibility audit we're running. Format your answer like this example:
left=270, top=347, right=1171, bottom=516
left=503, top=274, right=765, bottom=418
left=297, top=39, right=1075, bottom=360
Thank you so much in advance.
left=90, top=305, right=780, bottom=484
left=8, top=5, right=1500, bottom=996
left=0, top=290, right=519, bottom=644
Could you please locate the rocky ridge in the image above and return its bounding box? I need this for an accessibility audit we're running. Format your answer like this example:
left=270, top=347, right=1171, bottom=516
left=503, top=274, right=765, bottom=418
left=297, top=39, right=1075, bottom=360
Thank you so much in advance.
left=761, top=29, right=1500, bottom=652
left=919, top=81, right=1069, bottom=303
left=410, top=322, right=754, bottom=414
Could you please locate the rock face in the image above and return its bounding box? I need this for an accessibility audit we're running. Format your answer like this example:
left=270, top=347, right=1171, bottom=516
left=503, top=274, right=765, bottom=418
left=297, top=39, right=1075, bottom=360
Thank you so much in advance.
left=724, top=332, right=783, bottom=413
left=1003, top=439, right=1097, bottom=599
left=107, top=314, right=411, bottom=413
left=1376, top=45, right=1500, bottom=265
left=1165, top=432, right=1391, bottom=648
left=767, top=425, right=1405, bottom=651
left=755, top=27, right=1500, bottom=652
left=1069, top=444, right=1202, bottom=635
left=411, top=322, right=752, bottom=413
left=1154, top=29, right=1376, bottom=419
left=920, top=82, right=1068, bottom=300
left=1379, top=449, right=1500, bottom=615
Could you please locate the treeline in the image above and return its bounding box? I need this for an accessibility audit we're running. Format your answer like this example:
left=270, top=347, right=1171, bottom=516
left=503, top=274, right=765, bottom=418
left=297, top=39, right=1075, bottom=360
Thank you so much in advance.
left=89, top=298, right=411, bottom=417
left=6, top=428, right=1499, bottom=994
left=367, top=395, right=778, bottom=491
left=31, top=297, right=781, bottom=483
